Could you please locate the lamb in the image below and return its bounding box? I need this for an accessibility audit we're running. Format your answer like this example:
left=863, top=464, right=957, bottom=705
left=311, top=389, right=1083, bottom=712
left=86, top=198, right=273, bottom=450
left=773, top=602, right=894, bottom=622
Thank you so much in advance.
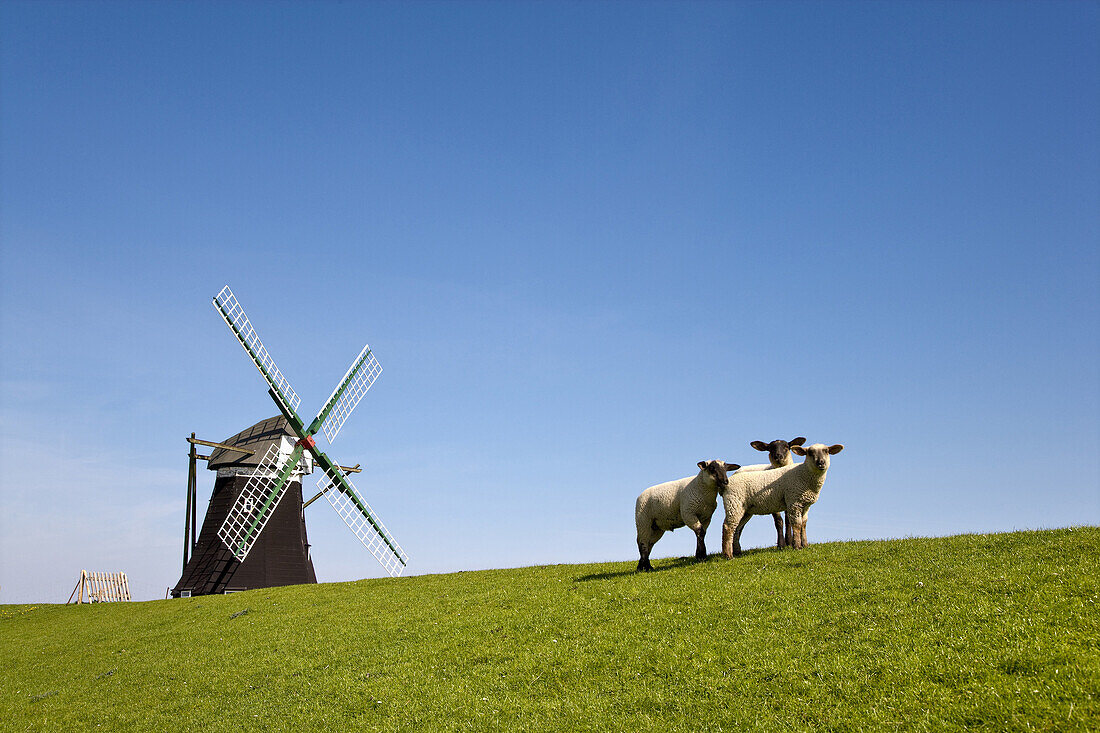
left=635, top=460, right=740, bottom=572
left=736, top=437, right=806, bottom=548
left=720, top=443, right=843, bottom=558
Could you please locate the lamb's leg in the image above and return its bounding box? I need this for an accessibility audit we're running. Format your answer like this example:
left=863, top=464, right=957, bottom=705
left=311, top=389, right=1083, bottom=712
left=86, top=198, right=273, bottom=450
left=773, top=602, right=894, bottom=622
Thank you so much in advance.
left=721, top=511, right=742, bottom=559
left=692, top=526, right=707, bottom=559
left=784, top=512, right=794, bottom=548
left=787, top=505, right=804, bottom=549
left=799, top=514, right=809, bottom=548
left=685, top=516, right=709, bottom=559
left=637, top=540, right=652, bottom=572
left=731, top=513, right=753, bottom=557
left=772, top=513, right=785, bottom=549
left=636, top=528, right=664, bottom=572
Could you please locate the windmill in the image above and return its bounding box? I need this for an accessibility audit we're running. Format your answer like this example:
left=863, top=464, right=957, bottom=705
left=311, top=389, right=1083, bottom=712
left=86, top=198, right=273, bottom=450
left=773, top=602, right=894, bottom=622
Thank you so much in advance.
left=193, top=286, right=407, bottom=588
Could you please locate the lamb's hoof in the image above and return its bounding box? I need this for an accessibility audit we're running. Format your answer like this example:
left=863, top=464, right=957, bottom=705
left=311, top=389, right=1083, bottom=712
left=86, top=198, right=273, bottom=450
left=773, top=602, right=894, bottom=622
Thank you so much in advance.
left=636, top=561, right=652, bottom=572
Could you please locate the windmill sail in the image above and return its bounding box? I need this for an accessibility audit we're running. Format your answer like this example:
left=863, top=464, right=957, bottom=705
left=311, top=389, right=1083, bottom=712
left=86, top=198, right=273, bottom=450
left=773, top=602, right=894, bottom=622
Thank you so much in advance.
left=313, top=344, right=382, bottom=444
left=316, top=466, right=408, bottom=577
left=210, top=285, right=408, bottom=578
left=219, top=442, right=304, bottom=561
left=213, top=286, right=302, bottom=417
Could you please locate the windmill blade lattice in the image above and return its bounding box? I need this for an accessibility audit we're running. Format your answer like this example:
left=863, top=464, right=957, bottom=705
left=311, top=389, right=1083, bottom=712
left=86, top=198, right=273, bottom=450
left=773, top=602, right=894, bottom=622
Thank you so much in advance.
left=213, top=286, right=302, bottom=415
left=314, top=343, right=382, bottom=444
left=211, top=285, right=408, bottom=577
left=218, top=442, right=303, bottom=562
left=317, top=466, right=408, bottom=577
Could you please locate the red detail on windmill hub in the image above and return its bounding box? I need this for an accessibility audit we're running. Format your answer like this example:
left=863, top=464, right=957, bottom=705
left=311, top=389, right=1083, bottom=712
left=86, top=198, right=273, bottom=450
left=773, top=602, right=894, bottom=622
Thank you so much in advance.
left=299, top=435, right=316, bottom=450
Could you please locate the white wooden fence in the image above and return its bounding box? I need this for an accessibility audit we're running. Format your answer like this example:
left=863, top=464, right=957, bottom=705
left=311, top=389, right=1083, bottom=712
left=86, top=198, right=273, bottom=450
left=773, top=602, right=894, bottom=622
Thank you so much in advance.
left=67, top=570, right=132, bottom=604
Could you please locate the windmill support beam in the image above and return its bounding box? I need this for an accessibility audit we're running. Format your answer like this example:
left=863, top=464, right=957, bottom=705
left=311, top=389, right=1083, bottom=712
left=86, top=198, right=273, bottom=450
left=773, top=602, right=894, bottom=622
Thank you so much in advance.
left=184, top=434, right=197, bottom=572
left=190, top=451, right=197, bottom=552
left=186, top=436, right=361, bottom=473
left=187, top=437, right=257, bottom=455
left=302, top=463, right=361, bottom=509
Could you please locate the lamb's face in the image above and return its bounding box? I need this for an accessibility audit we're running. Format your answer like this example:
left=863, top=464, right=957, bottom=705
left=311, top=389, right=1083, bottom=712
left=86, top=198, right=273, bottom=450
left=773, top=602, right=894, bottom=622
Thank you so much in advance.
left=791, top=443, right=844, bottom=472
left=751, top=437, right=807, bottom=466
left=697, top=460, right=740, bottom=491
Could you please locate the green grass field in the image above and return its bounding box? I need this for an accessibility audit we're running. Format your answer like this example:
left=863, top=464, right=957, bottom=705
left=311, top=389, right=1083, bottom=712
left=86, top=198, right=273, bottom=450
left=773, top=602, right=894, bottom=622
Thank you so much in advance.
left=2, top=527, right=1098, bottom=731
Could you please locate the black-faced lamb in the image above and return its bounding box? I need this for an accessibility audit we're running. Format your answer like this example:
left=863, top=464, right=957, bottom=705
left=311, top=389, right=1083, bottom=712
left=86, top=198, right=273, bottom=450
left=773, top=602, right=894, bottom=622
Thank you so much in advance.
left=635, top=460, right=740, bottom=572
left=720, top=443, right=844, bottom=558
left=737, top=437, right=806, bottom=548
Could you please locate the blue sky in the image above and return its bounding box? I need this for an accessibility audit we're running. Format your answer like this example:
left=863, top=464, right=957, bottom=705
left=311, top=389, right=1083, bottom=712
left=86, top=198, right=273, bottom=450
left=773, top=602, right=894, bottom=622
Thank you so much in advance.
left=1, top=1, right=1097, bottom=603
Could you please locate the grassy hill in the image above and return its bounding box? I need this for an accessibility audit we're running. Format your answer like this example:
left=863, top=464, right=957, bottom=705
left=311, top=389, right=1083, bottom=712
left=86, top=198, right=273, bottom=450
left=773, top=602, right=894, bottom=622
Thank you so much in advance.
left=2, top=528, right=1098, bottom=731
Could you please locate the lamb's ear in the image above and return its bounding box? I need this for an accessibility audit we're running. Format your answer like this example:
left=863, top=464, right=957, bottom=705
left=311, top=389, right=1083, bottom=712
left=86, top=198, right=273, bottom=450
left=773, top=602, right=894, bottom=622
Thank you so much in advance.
left=789, top=437, right=807, bottom=446
left=827, top=444, right=844, bottom=455
left=790, top=444, right=807, bottom=456
left=725, top=463, right=741, bottom=472
left=749, top=440, right=768, bottom=451
left=698, top=461, right=707, bottom=470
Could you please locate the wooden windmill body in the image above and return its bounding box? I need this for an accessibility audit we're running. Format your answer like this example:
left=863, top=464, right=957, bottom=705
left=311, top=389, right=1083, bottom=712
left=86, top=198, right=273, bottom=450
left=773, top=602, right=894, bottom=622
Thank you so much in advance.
left=172, top=417, right=319, bottom=597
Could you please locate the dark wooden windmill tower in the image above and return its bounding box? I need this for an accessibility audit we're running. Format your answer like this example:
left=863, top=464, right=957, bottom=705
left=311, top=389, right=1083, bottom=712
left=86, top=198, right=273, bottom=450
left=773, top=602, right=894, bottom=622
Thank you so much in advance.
left=173, top=416, right=325, bottom=596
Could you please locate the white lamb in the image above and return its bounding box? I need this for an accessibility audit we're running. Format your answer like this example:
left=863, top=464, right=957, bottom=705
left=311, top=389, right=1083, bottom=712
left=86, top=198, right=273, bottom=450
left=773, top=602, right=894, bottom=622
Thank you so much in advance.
left=736, top=437, right=806, bottom=548
left=635, top=460, right=740, bottom=572
left=720, top=443, right=844, bottom=558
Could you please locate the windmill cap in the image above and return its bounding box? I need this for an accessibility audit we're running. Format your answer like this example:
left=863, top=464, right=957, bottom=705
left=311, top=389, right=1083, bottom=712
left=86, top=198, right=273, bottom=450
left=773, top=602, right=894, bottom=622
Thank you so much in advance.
left=207, top=416, right=296, bottom=471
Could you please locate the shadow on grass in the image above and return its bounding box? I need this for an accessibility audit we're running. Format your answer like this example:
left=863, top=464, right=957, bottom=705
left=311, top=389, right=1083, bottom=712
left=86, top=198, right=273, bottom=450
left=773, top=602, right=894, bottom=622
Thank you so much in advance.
left=573, top=547, right=779, bottom=582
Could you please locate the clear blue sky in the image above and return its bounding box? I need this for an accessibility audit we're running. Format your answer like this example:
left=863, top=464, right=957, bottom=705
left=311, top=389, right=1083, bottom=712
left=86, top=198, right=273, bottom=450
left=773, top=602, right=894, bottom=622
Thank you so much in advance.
left=1, top=1, right=1097, bottom=603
